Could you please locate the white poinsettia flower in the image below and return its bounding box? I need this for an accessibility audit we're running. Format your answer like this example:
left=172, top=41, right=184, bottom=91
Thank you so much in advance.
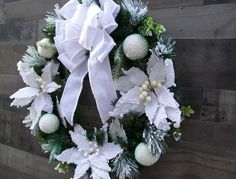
left=56, top=125, right=122, bottom=179
left=110, top=52, right=181, bottom=130
left=10, top=61, right=60, bottom=130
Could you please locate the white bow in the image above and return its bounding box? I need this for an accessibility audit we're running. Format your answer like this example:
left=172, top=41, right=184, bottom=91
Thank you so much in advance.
left=54, top=0, right=120, bottom=125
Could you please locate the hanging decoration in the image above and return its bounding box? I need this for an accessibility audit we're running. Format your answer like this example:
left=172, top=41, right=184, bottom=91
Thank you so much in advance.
left=10, top=0, right=194, bottom=178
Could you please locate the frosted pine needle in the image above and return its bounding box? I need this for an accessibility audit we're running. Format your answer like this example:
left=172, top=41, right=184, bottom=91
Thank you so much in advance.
left=22, top=46, right=47, bottom=68
left=122, top=0, right=148, bottom=25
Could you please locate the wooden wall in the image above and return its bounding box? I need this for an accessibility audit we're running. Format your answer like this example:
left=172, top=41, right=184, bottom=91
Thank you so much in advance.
left=0, top=0, right=236, bottom=178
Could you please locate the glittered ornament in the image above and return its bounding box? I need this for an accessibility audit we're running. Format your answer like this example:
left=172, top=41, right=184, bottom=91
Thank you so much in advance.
left=134, top=142, right=160, bottom=166
left=37, top=38, right=57, bottom=59
left=39, top=113, right=60, bottom=134
left=123, top=34, right=149, bottom=60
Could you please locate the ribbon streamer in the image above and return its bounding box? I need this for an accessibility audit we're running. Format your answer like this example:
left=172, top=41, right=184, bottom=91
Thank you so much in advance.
left=54, top=0, right=120, bottom=125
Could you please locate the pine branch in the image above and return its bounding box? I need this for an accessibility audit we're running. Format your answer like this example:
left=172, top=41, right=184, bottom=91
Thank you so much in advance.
left=22, top=46, right=47, bottom=70
left=112, top=151, right=139, bottom=179
left=112, top=43, right=127, bottom=79
left=154, top=35, right=176, bottom=60
left=143, top=124, right=168, bottom=156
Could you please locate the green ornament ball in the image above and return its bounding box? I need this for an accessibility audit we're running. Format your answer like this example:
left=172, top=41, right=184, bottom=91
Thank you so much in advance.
left=134, top=142, right=160, bottom=166
left=123, top=33, right=149, bottom=60
left=39, top=113, right=60, bottom=134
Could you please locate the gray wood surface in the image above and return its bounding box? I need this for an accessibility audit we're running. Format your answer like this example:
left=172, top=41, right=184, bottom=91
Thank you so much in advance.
left=0, top=0, right=236, bottom=178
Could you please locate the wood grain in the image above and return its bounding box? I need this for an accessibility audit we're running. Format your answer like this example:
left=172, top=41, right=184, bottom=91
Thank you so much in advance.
left=149, top=3, right=236, bottom=39
left=175, top=39, right=236, bottom=90
left=0, top=143, right=73, bottom=179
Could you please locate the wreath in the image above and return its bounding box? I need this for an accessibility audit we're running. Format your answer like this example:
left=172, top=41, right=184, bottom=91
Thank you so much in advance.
left=10, top=0, right=194, bottom=178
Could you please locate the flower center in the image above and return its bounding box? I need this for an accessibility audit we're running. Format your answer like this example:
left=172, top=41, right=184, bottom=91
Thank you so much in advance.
left=36, top=78, right=47, bottom=93
left=139, top=80, right=163, bottom=102
left=77, top=142, right=100, bottom=157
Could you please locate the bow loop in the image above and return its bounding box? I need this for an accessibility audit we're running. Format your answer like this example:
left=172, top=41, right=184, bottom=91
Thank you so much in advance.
left=55, top=0, right=120, bottom=125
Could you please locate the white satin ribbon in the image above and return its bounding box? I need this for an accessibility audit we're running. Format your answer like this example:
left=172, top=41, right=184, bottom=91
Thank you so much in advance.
left=54, top=0, right=120, bottom=125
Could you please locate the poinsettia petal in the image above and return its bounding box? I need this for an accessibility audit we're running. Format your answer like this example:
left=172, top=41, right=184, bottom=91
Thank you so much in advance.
left=109, top=87, right=140, bottom=118
left=69, top=127, right=90, bottom=151
left=147, top=52, right=158, bottom=75
left=124, top=67, right=148, bottom=86
left=10, top=87, right=39, bottom=99
left=91, top=166, right=111, bottom=179
left=10, top=87, right=39, bottom=107
left=46, top=82, right=61, bottom=93
left=149, top=58, right=165, bottom=83
left=42, top=94, right=53, bottom=112
left=153, top=106, right=167, bottom=128
left=28, top=105, right=40, bottom=130
left=166, top=107, right=181, bottom=128
left=144, top=93, right=159, bottom=124
left=165, top=59, right=176, bottom=88
left=56, top=148, right=85, bottom=164
left=156, top=87, right=179, bottom=108
left=114, top=76, right=134, bottom=92
left=32, top=93, right=46, bottom=115
left=74, top=163, right=90, bottom=179
left=41, top=61, right=59, bottom=84
left=90, top=155, right=111, bottom=171
left=155, top=118, right=171, bottom=131
left=17, top=61, right=40, bottom=88
left=100, top=143, right=122, bottom=160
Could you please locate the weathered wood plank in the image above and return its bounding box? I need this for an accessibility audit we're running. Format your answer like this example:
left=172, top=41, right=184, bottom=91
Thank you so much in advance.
left=0, top=45, right=26, bottom=74
left=176, top=39, right=236, bottom=90
left=180, top=87, right=236, bottom=122
left=3, top=0, right=66, bottom=21
left=0, top=143, right=73, bottom=179
left=0, top=164, right=38, bottom=179
left=140, top=148, right=236, bottom=179
left=0, top=20, right=38, bottom=43
left=204, top=0, right=236, bottom=5
left=179, top=120, right=236, bottom=159
left=149, top=3, right=236, bottom=39
left=148, top=0, right=203, bottom=9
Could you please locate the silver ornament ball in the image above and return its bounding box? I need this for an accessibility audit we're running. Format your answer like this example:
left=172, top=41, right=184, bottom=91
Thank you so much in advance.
left=39, top=113, right=60, bottom=134
left=123, top=34, right=149, bottom=60
left=134, top=142, right=160, bottom=166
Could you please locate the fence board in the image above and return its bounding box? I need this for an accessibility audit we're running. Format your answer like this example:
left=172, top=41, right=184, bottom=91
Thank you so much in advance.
left=3, top=0, right=65, bottom=21
left=0, top=143, right=73, bottom=179
left=176, top=39, right=236, bottom=90
left=148, top=0, right=203, bottom=9
left=140, top=149, right=236, bottom=179
left=149, top=3, right=236, bottom=39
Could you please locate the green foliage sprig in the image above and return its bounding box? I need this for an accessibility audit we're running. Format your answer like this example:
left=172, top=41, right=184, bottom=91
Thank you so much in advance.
left=138, top=17, right=166, bottom=37
left=42, top=23, right=56, bottom=43
left=181, top=106, right=194, bottom=118
left=39, top=127, right=74, bottom=162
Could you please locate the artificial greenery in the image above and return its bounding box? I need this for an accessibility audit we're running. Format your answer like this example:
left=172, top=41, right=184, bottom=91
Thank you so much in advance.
left=155, top=35, right=176, bottom=60
left=111, top=151, right=139, bottom=179
left=42, top=23, right=56, bottom=43
left=143, top=124, right=168, bottom=156
left=111, top=43, right=128, bottom=79
left=22, top=46, right=47, bottom=74
left=39, top=127, right=74, bottom=162
left=181, top=105, right=194, bottom=118
left=111, top=8, right=134, bottom=43
left=138, top=17, right=166, bottom=37
left=172, top=128, right=182, bottom=142
left=123, top=113, right=147, bottom=152
left=86, top=128, right=106, bottom=146
left=55, top=163, right=70, bottom=174
left=121, top=0, right=148, bottom=25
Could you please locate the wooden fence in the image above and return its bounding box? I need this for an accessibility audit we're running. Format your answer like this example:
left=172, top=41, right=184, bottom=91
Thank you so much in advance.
left=0, top=0, right=236, bottom=178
